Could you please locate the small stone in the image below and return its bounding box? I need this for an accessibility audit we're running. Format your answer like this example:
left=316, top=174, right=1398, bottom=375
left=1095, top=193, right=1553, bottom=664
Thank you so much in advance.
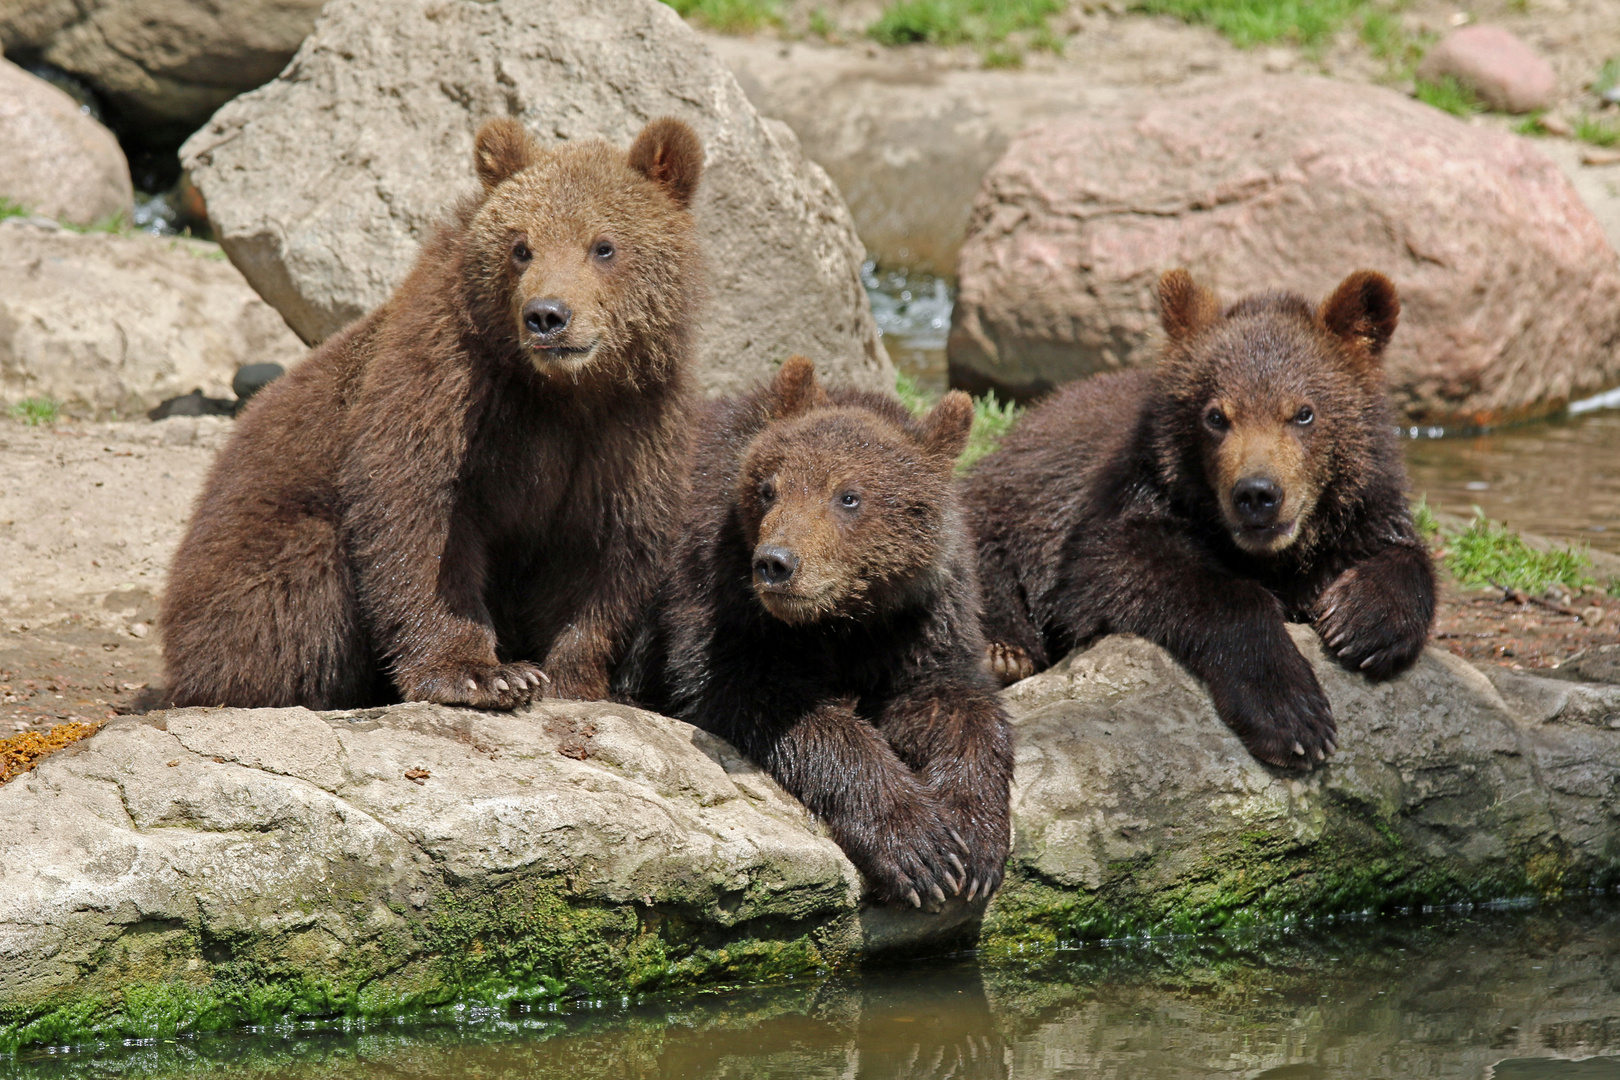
left=1416, top=25, right=1557, bottom=114
left=231, top=363, right=286, bottom=406
left=1262, top=48, right=1295, bottom=73
left=1582, top=606, right=1607, bottom=627
left=1539, top=113, right=1574, bottom=136
left=1583, top=149, right=1620, bottom=166
left=128, top=622, right=149, bottom=639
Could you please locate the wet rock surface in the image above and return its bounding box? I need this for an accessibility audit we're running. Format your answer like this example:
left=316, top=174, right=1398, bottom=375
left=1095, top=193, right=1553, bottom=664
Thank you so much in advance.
left=5, top=623, right=1620, bottom=1045
left=181, top=0, right=891, bottom=397
left=0, top=58, right=131, bottom=226
left=947, top=74, right=1620, bottom=424
left=0, top=220, right=305, bottom=418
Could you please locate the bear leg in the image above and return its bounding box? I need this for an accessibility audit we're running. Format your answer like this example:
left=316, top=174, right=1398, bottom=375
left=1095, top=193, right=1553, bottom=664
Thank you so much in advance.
left=880, top=685, right=1013, bottom=902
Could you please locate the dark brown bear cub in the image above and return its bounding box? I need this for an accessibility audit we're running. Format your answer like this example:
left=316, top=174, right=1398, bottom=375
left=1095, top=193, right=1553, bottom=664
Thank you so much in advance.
left=161, top=117, right=704, bottom=709
left=617, top=358, right=1013, bottom=908
left=966, top=269, right=1435, bottom=769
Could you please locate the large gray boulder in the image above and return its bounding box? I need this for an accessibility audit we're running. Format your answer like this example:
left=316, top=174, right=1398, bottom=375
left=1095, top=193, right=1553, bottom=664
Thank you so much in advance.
left=0, top=219, right=305, bottom=418
left=180, top=0, right=891, bottom=397
left=6, top=627, right=1620, bottom=1049
left=987, top=628, right=1620, bottom=942
left=0, top=0, right=324, bottom=133
left=0, top=58, right=131, bottom=226
left=948, top=75, right=1620, bottom=425
left=705, top=34, right=1116, bottom=278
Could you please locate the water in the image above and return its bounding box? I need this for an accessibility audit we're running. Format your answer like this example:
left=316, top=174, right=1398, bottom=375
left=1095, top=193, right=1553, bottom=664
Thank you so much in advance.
left=1404, top=410, right=1620, bottom=557
left=10, top=899, right=1620, bottom=1078
left=864, top=260, right=953, bottom=397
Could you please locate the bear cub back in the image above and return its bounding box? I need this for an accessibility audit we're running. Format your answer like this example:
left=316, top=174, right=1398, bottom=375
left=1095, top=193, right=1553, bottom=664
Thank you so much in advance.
left=619, top=358, right=1014, bottom=908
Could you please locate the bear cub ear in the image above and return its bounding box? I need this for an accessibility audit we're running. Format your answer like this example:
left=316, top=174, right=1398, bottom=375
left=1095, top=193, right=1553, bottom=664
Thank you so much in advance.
left=1158, top=268, right=1221, bottom=341
left=629, top=117, right=704, bottom=210
left=920, top=391, right=974, bottom=462
left=770, top=355, right=830, bottom=420
left=1319, top=270, right=1400, bottom=364
left=474, top=118, right=538, bottom=191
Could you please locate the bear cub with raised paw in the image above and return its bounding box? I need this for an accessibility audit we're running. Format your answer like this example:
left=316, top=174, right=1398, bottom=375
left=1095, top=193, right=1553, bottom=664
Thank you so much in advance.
left=161, top=116, right=704, bottom=710
left=966, top=269, right=1435, bottom=769
left=617, top=357, right=1013, bottom=908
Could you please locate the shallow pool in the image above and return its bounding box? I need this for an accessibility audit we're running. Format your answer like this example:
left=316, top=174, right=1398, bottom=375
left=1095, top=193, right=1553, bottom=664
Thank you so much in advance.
left=10, top=899, right=1620, bottom=1079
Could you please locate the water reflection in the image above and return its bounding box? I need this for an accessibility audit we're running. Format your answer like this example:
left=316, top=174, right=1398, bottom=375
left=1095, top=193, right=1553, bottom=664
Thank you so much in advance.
left=11, top=900, right=1620, bottom=1079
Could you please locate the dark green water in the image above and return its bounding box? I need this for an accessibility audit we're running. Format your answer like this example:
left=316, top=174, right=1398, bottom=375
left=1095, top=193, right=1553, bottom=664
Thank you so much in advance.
left=10, top=899, right=1620, bottom=1079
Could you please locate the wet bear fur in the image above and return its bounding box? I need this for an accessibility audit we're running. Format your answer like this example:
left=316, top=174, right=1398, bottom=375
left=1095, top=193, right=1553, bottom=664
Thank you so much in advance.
left=965, top=269, right=1435, bottom=769
left=617, top=358, right=1014, bottom=908
left=160, top=116, right=705, bottom=709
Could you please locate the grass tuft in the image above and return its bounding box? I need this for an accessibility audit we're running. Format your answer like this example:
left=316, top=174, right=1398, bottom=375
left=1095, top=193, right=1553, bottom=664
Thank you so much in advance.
left=9, top=397, right=62, bottom=426
left=896, top=372, right=1023, bottom=473
left=1131, top=0, right=1366, bottom=49
left=1438, top=509, right=1594, bottom=593
left=807, top=7, right=836, bottom=38
left=1575, top=116, right=1620, bottom=148
left=867, top=0, right=1064, bottom=60
left=662, top=0, right=780, bottom=33
left=1411, top=498, right=1440, bottom=543
left=1358, top=10, right=1432, bottom=80
left=1414, top=75, right=1481, bottom=117
left=0, top=197, right=30, bottom=222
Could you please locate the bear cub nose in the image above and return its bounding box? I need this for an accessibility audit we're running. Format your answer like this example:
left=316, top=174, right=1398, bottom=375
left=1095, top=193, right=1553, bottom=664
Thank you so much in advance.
left=522, top=297, right=572, bottom=339
left=1232, top=476, right=1283, bottom=527
left=753, top=545, right=800, bottom=587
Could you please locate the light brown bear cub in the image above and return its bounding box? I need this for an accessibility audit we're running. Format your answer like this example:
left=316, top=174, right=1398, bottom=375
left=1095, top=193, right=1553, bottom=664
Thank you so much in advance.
left=161, top=117, right=704, bottom=710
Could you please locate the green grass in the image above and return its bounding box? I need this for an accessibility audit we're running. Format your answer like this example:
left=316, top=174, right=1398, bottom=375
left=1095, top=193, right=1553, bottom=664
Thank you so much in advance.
left=1414, top=75, right=1481, bottom=117
left=1358, top=9, right=1431, bottom=79
left=1437, top=509, right=1594, bottom=593
left=8, top=397, right=62, bottom=426
left=867, top=0, right=1065, bottom=57
left=0, top=197, right=29, bottom=222
left=1575, top=116, right=1620, bottom=148
left=1131, top=0, right=1367, bottom=49
left=896, top=372, right=1023, bottom=473
left=1411, top=498, right=1440, bottom=543
left=807, top=7, right=836, bottom=38
left=662, top=0, right=779, bottom=32
left=1513, top=112, right=1548, bottom=136
left=1595, top=57, right=1620, bottom=100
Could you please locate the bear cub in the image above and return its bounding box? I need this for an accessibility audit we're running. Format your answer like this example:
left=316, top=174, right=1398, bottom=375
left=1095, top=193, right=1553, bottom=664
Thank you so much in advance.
left=161, top=116, right=705, bottom=710
left=618, top=358, right=1013, bottom=908
left=966, top=269, right=1435, bottom=769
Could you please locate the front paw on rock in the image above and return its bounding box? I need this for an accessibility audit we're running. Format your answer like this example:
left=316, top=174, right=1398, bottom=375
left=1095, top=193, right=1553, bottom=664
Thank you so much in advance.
left=410, top=661, right=546, bottom=710
left=987, top=642, right=1035, bottom=685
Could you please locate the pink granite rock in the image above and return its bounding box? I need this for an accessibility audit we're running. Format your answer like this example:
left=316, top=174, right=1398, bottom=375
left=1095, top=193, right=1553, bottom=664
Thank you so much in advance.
left=1416, top=25, right=1557, bottom=115
left=947, top=75, right=1620, bottom=426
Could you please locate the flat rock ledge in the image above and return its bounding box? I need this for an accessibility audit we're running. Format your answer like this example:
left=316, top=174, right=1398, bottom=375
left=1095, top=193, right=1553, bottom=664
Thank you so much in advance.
left=4, top=628, right=1620, bottom=1051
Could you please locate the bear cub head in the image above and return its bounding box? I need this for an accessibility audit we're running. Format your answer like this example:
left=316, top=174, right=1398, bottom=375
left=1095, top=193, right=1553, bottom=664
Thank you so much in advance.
left=466, top=116, right=705, bottom=382
left=736, top=357, right=975, bottom=625
left=1152, top=268, right=1402, bottom=558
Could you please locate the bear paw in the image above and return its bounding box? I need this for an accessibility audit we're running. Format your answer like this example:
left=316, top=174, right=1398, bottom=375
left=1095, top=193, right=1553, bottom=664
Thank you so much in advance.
left=943, top=817, right=1010, bottom=904
left=1315, top=566, right=1428, bottom=680
left=1211, top=657, right=1337, bottom=770
left=853, top=808, right=971, bottom=911
left=403, top=661, right=547, bottom=711
left=986, top=642, right=1035, bottom=686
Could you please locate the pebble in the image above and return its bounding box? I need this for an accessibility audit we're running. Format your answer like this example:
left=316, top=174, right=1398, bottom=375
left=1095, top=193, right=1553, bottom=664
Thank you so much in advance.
left=1583, top=149, right=1620, bottom=166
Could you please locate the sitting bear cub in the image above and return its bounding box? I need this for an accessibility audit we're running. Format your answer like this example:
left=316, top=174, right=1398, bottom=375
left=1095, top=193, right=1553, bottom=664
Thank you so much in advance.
left=965, top=269, right=1435, bottom=769
left=618, top=358, right=1013, bottom=908
left=161, top=116, right=704, bottom=710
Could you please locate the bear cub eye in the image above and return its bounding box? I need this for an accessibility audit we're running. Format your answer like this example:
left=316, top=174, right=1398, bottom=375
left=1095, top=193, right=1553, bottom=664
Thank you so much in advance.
left=1204, top=407, right=1228, bottom=431
left=1294, top=405, right=1315, bottom=426
left=592, top=239, right=616, bottom=262
left=511, top=240, right=531, bottom=267
left=838, top=492, right=860, bottom=510
left=757, top=480, right=776, bottom=504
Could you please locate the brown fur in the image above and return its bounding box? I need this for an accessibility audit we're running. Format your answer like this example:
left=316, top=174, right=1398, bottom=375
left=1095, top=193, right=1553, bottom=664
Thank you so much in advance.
left=617, top=359, right=1014, bottom=908
left=160, top=118, right=705, bottom=710
left=967, top=269, right=1434, bottom=768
